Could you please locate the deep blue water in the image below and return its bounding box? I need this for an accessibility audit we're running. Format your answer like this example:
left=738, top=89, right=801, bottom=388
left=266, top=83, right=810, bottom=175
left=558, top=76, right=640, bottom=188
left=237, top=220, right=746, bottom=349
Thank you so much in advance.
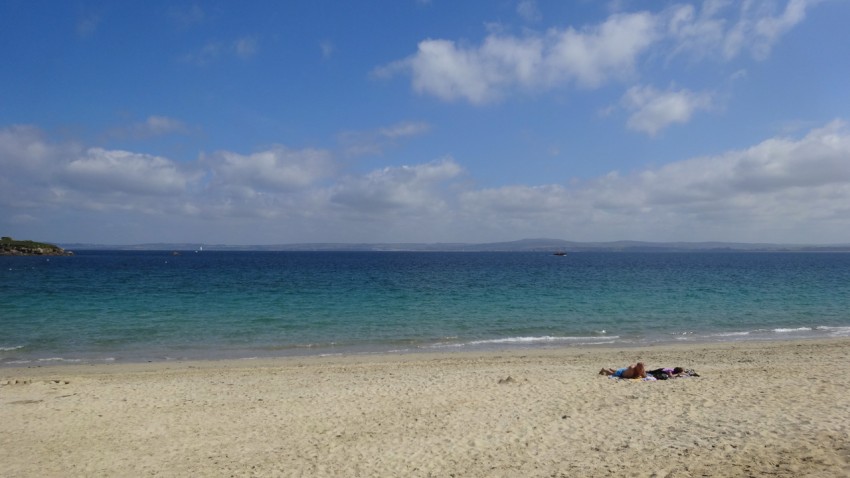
left=2, top=251, right=849, bottom=365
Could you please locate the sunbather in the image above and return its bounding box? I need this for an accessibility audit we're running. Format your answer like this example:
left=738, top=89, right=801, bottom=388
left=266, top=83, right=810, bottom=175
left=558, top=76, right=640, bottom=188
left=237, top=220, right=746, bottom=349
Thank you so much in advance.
left=599, top=362, right=646, bottom=379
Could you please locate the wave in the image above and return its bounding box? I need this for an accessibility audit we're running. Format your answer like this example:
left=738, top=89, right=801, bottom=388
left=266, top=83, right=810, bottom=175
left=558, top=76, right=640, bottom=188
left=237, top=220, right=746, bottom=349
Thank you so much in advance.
left=0, top=345, right=24, bottom=352
left=2, top=356, right=116, bottom=366
left=429, top=335, right=621, bottom=349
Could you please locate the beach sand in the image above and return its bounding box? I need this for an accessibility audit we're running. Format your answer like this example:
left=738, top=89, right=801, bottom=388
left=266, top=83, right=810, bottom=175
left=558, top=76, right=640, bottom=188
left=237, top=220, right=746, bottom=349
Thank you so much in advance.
left=2, top=339, right=849, bottom=477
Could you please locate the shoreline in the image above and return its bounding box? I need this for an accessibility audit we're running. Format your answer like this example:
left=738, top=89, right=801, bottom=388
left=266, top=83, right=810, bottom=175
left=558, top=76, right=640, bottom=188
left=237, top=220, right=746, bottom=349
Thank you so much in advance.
left=4, top=326, right=850, bottom=368
left=3, top=335, right=849, bottom=375
left=3, top=338, right=849, bottom=476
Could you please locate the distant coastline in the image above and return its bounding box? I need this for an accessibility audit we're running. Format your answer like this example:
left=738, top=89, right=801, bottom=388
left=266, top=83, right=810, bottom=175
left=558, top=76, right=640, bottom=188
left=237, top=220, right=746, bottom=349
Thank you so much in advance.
left=0, top=237, right=73, bottom=256
left=58, top=238, right=850, bottom=253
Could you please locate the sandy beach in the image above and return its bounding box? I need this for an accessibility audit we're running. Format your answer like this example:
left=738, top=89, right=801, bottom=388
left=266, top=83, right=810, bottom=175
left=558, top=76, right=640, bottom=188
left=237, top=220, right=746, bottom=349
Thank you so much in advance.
left=2, top=339, right=849, bottom=477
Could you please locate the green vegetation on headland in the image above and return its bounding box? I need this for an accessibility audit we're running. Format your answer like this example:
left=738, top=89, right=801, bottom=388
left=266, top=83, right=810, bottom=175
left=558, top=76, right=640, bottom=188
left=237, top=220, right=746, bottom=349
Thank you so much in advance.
left=0, top=237, right=73, bottom=256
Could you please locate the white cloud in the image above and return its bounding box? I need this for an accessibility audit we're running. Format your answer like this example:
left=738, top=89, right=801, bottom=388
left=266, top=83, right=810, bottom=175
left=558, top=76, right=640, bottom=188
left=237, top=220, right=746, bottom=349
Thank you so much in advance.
left=751, top=0, right=812, bottom=58
left=183, top=36, right=259, bottom=65
left=339, top=121, right=431, bottom=157
left=389, top=39, right=506, bottom=104
left=667, top=0, right=817, bottom=61
left=377, top=11, right=658, bottom=104
left=0, top=125, right=67, bottom=176
left=207, top=146, right=333, bottom=193
left=65, top=148, right=188, bottom=196
left=621, top=85, right=714, bottom=136
left=546, top=12, right=659, bottom=89
left=143, top=116, right=186, bottom=136
left=109, top=116, right=188, bottom=140
left=379, top=1, right=815, bottom=104
left=517, top=0, right=542, bottom=23
left=330, top=158, right=462, bottom=216
left=378, top=121, right=430, bottom=139
left=234, top=37, right=258, bottom=59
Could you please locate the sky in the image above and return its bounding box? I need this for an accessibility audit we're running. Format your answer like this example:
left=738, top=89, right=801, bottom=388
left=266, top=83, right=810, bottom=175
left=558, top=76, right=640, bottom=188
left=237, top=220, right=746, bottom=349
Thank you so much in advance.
left=2, top=0, right=849, bottom=245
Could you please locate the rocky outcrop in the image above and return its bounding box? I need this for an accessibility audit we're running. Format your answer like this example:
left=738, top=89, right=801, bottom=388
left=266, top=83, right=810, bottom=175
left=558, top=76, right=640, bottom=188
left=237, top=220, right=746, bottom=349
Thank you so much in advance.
left=0, top=237, right=73, bottom=256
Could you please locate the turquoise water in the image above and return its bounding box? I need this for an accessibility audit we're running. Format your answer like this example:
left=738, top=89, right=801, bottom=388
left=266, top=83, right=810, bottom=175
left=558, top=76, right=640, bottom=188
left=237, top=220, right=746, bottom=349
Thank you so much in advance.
left=2, top=251, right=850, bottom=365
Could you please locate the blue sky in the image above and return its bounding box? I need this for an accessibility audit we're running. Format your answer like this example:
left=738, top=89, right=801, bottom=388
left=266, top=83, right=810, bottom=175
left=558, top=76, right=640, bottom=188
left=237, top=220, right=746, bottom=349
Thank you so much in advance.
left=2, top=0, right=849, bottom=245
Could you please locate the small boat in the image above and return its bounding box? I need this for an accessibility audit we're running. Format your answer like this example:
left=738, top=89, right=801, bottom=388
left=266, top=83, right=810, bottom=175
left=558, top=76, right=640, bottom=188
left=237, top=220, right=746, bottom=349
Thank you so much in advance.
left=553, top=251, right=567, bottom=256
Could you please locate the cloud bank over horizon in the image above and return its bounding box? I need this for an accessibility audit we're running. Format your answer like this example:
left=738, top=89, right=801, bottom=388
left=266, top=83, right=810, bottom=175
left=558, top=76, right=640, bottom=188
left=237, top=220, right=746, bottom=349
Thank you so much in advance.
left=1, top=1, right=847, bottom=245
left=3, top=119, right=849, bottom=245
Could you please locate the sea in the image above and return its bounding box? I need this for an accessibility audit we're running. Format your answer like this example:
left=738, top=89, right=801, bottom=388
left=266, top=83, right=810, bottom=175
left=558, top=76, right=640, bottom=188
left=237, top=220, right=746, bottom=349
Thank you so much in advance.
left=2, top=250, right=850, bottom=366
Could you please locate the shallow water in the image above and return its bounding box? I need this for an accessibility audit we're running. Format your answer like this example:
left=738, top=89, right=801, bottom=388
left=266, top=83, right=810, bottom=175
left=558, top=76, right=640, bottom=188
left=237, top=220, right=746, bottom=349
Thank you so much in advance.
left=2, top=251, right=849, bottom=365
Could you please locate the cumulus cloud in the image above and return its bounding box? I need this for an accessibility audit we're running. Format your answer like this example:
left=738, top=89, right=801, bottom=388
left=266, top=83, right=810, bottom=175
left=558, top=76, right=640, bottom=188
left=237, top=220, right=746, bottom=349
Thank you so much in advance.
left=621, top=85, right=714, bottom=136
left=0, top=128, right=193, bottom=220
left=458, top=120, right=850, bottom=240
left=376, top=11, right=658, bottom=103
left=547, top=12, right=659, bottom=89
left=64, top=148, right=188, bottom=196
left=0, top=125, right=69, bottom=176
left=207, top=146, right=333, bottom=193
left=330, top=158, right=462, bottom=216
left=378, top=1, right=815, bottom=104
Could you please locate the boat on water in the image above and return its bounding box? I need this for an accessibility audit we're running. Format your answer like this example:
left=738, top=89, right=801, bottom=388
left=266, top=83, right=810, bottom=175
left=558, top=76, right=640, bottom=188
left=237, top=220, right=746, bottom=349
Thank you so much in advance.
left=553, top=251, right=567, bottom=256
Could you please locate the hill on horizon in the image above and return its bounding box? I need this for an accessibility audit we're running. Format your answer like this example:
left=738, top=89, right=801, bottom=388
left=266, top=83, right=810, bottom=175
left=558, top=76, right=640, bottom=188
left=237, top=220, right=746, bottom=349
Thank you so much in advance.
left=57, top=238, right=850, bottom=253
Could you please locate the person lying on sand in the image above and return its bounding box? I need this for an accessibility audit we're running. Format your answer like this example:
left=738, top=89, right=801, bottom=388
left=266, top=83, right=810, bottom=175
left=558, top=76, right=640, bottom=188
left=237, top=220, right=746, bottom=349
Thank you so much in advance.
left=599, top=362, right=646, bottom=379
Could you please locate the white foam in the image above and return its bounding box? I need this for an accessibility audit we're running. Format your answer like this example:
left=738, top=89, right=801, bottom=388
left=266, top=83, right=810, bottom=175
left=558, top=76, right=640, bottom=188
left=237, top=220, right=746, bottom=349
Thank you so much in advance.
left=816, top=326, right=850, bottom=336
left=773, top=327, right=812, bottom=333
left=711, top=331, right=750, bottom=337
left=0, top=345, right=24, bottom=352
left=465, top=335, right=621, bottom=346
